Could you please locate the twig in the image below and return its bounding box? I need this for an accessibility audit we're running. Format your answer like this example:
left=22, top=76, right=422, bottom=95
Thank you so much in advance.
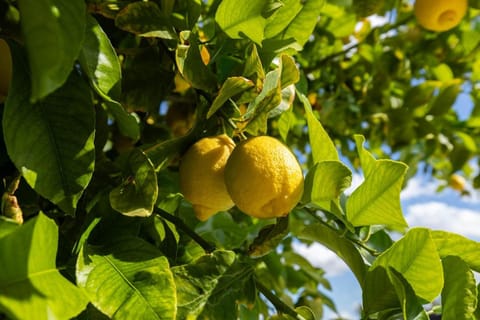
left=306, top=208, right=380, bottom=256
left=255, top=279, right=306, bottom=320
left=155, top=208, right=216, bottom=253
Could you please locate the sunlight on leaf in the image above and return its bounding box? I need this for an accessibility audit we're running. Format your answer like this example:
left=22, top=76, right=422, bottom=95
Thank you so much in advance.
left=0, top=213, right=88, bottom=320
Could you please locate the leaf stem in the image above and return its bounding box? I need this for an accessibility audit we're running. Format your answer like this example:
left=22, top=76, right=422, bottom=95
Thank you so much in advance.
left=255, top=279, right=306, bottom=320
left=155, top=209, right=216, bottom=253
left=306, top=208, right=380, bottom=256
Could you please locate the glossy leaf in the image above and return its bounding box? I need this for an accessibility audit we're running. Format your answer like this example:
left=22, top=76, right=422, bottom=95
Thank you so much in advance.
left=303, top=160, right=352, bottom=207
left=372, top=228, right=443, bottom=302
left=300, top=222, right=367, bottom=287
left=215, top=0, right=271, bottom=44
left=0, top=213, right=88, bottom=320
left=245, top=67, right=282, bottom=134
left=110, top=149, right=158, bottom=217
left=172, top=250, right=236, bottom=319
left=388, top=268, right=429, bottom=320
left=207, top=77, right=255, bottom=119
left=17, top=0, right=85, bottom=101
left=431, top=230, right=480, bottom=272
left=3, top=44, right=95, bottom=215
left=0, top=217, right=19, bottom=238
left=176, top=31, right=217, bottom=92
left=266, top=0, right=325, bottom=47
left=77, top=236, right=176, bottom=319
left=248, top=217, right=289, bottom=258
left=79, top=14, right=140, bottom=140
left=346, top=136, right=408, bottom=228
left=362, top=266, right=399, bottom=315
left=441, top=256, right=477, bottom=320
left=279, top=55, right=300, bottom=88
left=115, top=2, right=177, bottom=40
left=299, top=91, right=339, bottom=163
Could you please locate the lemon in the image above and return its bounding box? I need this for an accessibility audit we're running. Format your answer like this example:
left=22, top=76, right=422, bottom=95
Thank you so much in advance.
left=179, top=135, right=235, bottom=221
left=0, top=39, right=12, bottom=103
left=224, top=136, right=304, bottom=219
left=449, top=174, right=466, bottom=192
left=414, top=0, right=467, bottom=32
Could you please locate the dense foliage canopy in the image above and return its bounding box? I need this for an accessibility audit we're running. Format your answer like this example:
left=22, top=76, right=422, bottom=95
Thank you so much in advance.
left=0, top=0, right=480, bottom=319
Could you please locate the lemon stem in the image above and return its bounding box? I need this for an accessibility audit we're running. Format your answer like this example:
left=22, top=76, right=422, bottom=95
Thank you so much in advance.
left=255, top=279, right=307, bottom=320
left=155, top=208, right=216, bottom=253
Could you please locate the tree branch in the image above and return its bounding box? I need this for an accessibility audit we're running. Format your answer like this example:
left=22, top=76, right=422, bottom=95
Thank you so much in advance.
left=255, top=279, right=306, bottom=320
left=155, top=208, right=216, bottom=253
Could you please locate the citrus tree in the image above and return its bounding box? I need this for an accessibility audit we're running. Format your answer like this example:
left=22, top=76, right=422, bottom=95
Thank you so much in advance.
left=1, top=0, right=480, bottom=319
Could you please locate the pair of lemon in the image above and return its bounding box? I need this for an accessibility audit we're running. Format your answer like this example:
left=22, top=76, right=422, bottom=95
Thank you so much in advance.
left=179, top=135, right=304, bottom=221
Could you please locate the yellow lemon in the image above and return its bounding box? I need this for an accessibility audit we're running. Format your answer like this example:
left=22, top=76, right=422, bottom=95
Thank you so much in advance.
left=449, top=174, right=466, bottom=192
left=179, top=135, right=235, bottom=221
left=0, top=39, right=12, bottom=103
left=224, top=136, right=304, bottom=219
left=414, top=0, right=467, bottom=32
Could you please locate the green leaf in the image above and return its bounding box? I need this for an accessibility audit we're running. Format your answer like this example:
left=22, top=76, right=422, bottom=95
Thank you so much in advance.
left=176, top=31, right=217, bottom=92
left=215, top=0, right=270, bottom=44
left=346, top=159, right=408, bottom=228
left=279, top=55, right=300, bottom=88
left=172, top=250, right=236, bottom=319
left=207, top=77, right=255, bottom=119
left=432, top=63, right=454, bottom=82
left=110, top=149, right=158, bottom=217
left=248, top=217, right=289, bottom=258
left=302, top=160, right=352, bottom=207
left=18, top=0, right=85, bottom=101
left=362, top=266, right=399, bottom=315
left=441, top=256, right=477, bottom=320
left=0, top=216, right=20, bottom=238
left=346, top=136, right=408, bottom=228
left=245, top=67, right=282, bottom=134
left=371, top=228, right=444, bottom=302
left=264, top=0, right=303, bottom=39
left=353, top=135, right=376, bottom=177
left=3, top=44, right=95, bottom=215
left=428, top=84, right=461, bottom=116
left=200, top=261, right=256, bottom=319
left=244, top=44, right=265, bottom=81
left=77, top=236, right=176, bottom=319
left=299, top=222, right=367, bottom=287
left=431, top=230, right=480, bottom=273
left=0, top=213, right=88, bottom=320
left=266, top=0, right=325, bottom=47
left=80, top=14, right=121, bottom=100
left=388, top=268, right=429, bottom=320
left=79, top=14, right=140, bottom=140
left=115, top=1, right=177, bottom=40
left=299, top=91, right=339, bottom=163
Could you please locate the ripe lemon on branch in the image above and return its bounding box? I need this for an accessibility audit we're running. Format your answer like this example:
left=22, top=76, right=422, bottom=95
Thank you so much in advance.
left=414, top=0, right=467, bottom=32
left=179, top=135, right=235, bottom=221
left=224, top=136, right=304, bottom=219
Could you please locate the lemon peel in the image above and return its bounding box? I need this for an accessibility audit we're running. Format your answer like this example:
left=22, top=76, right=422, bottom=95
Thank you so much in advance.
left=224, top=136, right=304, bottom=219
left=414, top=0, right=467, bottom=32
left=179, top=135, right=235, bottom=221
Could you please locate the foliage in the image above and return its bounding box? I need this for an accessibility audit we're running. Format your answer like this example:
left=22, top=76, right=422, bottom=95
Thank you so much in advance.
left=0, top=0, right=479, bottom=319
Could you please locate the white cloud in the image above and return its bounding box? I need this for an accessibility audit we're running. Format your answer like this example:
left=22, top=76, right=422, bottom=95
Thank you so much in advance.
left=401, top=177, right=439, bottom=201
left=406, top=202, right=480, bottom=240
left=292, top=242, right=350, bottom=277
